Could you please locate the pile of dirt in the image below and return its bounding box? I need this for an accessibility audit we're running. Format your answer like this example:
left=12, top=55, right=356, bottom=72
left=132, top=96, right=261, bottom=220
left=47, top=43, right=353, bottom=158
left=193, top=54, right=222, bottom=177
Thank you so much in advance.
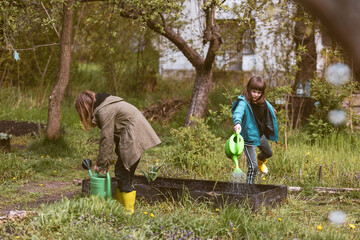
left=142, top=98, right=189, bottom=122
left=0, top=120, right=45, bottom=136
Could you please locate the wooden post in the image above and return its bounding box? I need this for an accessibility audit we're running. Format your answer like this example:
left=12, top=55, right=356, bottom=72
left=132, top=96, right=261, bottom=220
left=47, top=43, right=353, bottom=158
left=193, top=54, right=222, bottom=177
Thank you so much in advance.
left=0, top=138, right=11, bottom=152
left=319, top=165, right=322, bottom=183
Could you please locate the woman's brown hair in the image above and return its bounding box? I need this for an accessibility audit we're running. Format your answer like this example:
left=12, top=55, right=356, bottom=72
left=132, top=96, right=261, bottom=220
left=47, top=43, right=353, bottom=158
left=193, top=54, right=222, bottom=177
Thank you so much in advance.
left=244, top=75, right=266, bottom=104
left=75, top=90, right=96, bottom=130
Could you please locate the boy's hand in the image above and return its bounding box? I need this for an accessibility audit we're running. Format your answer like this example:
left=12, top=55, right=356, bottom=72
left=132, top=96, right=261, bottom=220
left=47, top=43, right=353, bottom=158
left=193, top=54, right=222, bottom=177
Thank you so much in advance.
left=234, top=124, right=242, bottom=134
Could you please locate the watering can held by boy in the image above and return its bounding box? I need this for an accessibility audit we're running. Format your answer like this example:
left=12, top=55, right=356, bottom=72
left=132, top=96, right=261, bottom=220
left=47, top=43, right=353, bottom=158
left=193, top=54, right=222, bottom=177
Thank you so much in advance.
left=225, top=131, right=246, bottom=181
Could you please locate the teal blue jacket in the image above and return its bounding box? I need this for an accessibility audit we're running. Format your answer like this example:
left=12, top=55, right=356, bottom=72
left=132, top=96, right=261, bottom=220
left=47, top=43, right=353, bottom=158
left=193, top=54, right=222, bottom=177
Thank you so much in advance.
left=232, top=95, right=278, bottom=146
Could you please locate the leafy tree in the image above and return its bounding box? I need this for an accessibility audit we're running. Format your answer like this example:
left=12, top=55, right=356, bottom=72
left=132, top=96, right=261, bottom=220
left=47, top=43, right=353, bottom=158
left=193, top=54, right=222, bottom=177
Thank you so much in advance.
left=80, top=0, right=225, bottom=126
left=73, top=3, right=159, bottom=96
left=0, top=0, right=61, bottom=93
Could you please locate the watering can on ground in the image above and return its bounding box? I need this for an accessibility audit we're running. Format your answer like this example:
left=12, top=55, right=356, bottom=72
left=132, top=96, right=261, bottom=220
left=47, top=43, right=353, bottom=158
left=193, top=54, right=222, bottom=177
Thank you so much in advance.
left=82, top=159, right=112, bottom=199
left=225, top=133, right=245, bottom=176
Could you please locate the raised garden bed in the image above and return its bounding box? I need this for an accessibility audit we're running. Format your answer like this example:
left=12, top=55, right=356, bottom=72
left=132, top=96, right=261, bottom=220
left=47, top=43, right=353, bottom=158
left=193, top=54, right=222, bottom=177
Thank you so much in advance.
left=82, top=175, right=287, bottom=211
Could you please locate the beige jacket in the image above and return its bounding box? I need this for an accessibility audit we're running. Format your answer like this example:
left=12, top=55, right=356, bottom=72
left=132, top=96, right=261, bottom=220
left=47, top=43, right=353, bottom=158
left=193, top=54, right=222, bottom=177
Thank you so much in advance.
left=92, top=96, right=161, bottom=170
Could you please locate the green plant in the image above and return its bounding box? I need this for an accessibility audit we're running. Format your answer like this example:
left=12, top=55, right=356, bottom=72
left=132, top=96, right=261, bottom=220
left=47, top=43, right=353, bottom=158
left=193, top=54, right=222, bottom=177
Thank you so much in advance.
left=305, top=115, right=335, bottom=142
left=141, top=160, right=163, bottom=183
left=304, top=77, right=355, bottom=141
left=168, top=116, right=225, bottom=175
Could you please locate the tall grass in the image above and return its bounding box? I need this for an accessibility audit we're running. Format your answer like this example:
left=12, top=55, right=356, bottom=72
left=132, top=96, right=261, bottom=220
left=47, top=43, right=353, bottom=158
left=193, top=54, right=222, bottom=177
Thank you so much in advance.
left=268, top=132, right=360, bottom=188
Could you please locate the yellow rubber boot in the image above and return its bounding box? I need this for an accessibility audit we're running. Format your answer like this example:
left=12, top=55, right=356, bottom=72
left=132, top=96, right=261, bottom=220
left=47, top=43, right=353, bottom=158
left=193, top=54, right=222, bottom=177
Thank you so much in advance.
left=121, top=191, right=136, bottom=215
left=257, top=154, right=268, bottom=174
left=115, top=188, right=123, bottom=205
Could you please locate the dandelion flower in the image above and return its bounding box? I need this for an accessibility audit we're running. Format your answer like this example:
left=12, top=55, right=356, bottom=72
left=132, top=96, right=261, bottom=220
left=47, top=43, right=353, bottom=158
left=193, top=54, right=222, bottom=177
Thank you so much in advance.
left=262, top=177, right=266, bottom=180
left=155, top=159, right=159, bottom=162
left=233, top=227, right=237, bottom=231
left=306, top=152, right=310, bottom=156
left=39, top=184, right=44, bottom=187
left=215, top=208, right=219, bottom=212
left=144, top=212, right=148, bottom=215
left=317, top=225, right=323, bottom=230
left=278, top=218, right=282, bottom=222
left=41, top=156, right=44, bottom=158
left=150, top=213, right=155, bottom=218
left=12, top=177, right=16, bottom=180
left=349, top=224, right=356, bottom=229
left=53, top=170, right=57, bottom=173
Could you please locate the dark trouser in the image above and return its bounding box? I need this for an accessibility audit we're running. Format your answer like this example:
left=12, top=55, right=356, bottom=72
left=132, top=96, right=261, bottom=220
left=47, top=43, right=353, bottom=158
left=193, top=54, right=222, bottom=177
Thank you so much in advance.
left=114, top=135, right=140, bottom=192
left=243, top=135, right=273, bottom=184
left=115, top=158, right=139, bottom=192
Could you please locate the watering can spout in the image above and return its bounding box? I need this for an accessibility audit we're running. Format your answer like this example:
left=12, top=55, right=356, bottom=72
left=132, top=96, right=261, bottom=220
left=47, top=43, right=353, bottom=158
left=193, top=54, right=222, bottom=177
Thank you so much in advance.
left=232, top=156, right=239, bottom=169
left=88, top=169, right=93, bottom=177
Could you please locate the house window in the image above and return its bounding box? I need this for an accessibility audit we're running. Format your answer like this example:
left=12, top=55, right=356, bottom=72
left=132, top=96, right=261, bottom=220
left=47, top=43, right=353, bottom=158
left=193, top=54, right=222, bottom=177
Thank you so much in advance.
left=242, top=27, right=256, bottom=55
left=217, top=18, right=256, bottom=70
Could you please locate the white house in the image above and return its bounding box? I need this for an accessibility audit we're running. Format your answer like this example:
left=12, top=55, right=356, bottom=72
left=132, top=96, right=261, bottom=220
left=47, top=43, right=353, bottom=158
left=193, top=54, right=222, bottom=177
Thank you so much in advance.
left=158, top=0, right=326, bottom=85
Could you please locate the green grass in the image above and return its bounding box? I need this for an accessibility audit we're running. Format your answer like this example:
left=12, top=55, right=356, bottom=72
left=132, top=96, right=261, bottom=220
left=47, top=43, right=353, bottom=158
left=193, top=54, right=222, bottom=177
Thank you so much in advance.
left=1, top=194, right=359, bottom=239
left=1, top=74, right=360, bottom=239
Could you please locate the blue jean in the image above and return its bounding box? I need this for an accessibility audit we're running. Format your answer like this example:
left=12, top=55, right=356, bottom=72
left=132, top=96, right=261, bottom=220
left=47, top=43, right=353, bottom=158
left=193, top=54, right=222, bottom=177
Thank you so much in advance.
left=243, top=135, right=273, bottom=184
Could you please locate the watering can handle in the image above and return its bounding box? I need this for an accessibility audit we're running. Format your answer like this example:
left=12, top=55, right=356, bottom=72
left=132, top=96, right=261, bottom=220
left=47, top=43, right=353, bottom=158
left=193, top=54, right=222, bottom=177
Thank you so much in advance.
left=235, top=133, right=240, bottom=153
left=106, top=172, right=112, bottom=199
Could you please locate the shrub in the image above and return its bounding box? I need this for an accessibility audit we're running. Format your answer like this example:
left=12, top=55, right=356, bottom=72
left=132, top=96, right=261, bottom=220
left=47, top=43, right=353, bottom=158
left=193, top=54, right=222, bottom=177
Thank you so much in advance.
left=304, top=77, right=356, bottom=141
left=168, top=117, right=224, bottom=175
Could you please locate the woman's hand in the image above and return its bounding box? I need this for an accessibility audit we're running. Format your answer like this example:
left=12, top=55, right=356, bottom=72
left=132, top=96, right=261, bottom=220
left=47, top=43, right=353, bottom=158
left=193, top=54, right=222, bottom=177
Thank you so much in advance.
left=234, top=124, right=242, bottom=134
left=94, top=165, right=107, bottom=175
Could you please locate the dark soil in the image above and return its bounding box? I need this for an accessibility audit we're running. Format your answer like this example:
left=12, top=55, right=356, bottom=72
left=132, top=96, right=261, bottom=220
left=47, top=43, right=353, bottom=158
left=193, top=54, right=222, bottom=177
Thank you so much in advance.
left=0, top=120, right=45, bottom=136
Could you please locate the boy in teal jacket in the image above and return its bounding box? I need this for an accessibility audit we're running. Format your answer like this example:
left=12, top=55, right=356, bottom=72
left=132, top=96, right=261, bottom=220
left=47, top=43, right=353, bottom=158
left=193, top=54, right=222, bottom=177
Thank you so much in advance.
left=232, top=76, right=278, bottom=184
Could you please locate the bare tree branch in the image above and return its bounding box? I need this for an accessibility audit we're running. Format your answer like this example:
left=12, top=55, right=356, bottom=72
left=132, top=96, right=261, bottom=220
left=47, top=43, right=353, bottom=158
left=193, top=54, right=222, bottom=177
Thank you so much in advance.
left=1, top=43, right=60, bottom=51
left=146, top=20, right=205, bottom=70
left=41, top=2, right=60, bottom=38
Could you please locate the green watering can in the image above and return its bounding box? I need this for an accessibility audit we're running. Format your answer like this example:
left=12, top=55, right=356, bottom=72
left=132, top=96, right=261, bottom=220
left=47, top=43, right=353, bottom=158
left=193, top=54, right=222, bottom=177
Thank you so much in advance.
left=225, top=133, right=245, bottom=176
left=82, top=159, right=112, bottom=199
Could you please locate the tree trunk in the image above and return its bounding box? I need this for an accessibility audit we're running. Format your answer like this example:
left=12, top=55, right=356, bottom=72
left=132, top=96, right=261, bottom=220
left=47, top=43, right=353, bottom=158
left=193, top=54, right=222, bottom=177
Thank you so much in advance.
left=185, top=69, right=213, bottom=125
left=293, top=7, right=317, bottom=91
left=46, top=0, right=74, bottom=140
left=296, top=0, right=360, bottom=74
